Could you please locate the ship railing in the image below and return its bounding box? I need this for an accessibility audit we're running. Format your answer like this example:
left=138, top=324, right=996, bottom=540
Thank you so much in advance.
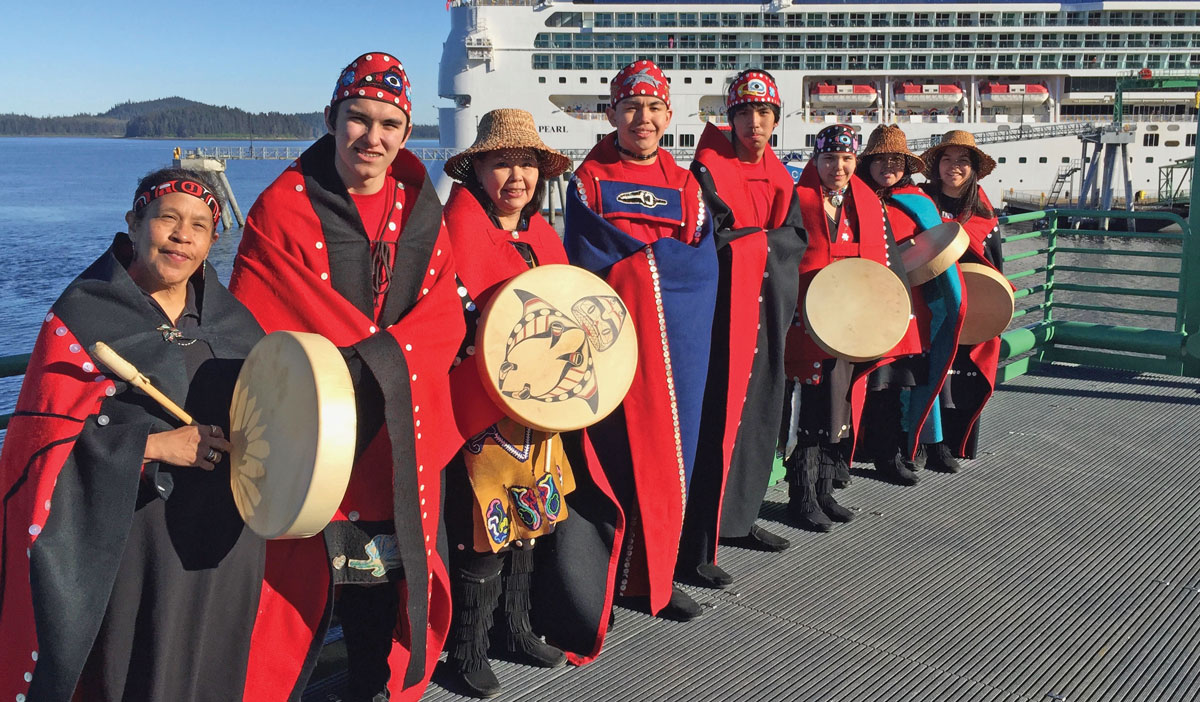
left=995, top=208, right=1199, bottom=382
left=181, top=146, right=306, bottom=161
left=3, top=209, right=1196, bottom=430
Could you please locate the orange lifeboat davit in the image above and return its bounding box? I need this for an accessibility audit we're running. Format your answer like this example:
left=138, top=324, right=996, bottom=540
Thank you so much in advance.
left=893, top=81, right=964, bottom=106
left=809, top=82, right=878, bottom=107
left=979, top=82, right=1050, bottom=106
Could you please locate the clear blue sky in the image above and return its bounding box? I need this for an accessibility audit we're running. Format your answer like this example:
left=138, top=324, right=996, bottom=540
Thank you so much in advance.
left=0, top=1, right=453, bottom=125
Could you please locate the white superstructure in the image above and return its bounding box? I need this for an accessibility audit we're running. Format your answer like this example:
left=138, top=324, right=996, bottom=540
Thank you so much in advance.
left=438, top=0, right=1199, bottom=204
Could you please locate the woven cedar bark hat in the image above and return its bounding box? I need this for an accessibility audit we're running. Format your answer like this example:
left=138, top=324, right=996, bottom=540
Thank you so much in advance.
left=859, top=124, right=925, bottom=176
left=444, top=109, right=572, bottom=182
left=919, top=129, right=997, bottom=180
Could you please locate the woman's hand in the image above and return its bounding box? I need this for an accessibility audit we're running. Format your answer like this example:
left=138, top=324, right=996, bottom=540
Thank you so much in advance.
left=144, top=425, right=233, bottom=471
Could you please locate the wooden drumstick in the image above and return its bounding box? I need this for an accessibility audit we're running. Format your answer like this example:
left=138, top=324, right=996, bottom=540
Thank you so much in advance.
left=90, top=342, right=195, bottom=425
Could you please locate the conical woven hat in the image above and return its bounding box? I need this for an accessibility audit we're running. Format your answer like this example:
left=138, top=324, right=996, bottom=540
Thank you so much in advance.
left=444, top=109, right=572, bottom=182
left=859, top=124, right=924, bottom=175
left=919, top=130, right=997, bottom=180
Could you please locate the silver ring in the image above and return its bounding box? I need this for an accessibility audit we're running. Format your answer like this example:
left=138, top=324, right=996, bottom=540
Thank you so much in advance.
left=210, top=424, right=220, bottom=437
left=205, top=448, right=219, bottom=463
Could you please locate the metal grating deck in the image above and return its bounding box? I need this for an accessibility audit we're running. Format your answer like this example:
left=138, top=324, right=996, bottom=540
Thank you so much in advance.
left=311, top=363, right=1200, bottom=702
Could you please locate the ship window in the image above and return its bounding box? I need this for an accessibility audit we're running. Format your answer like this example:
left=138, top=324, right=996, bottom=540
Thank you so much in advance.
left=997, top=55, right=1015, bottom=69
left=807, top=35, right=823, bottom=49
left=765, top=55, right=782, bottom=70
left=830, top=13, right=847, bottom=27
left=1040, top=55, right=1058, bottom=69
left=679, top=56, right=697, bottom=70
left=913, top=13, right=930, bottom=27
left=721, top=13, right=739, bottom=27
left=871, top=12, right=888, bottom=27
left=1020, top=55, right=1036, bottom=70
left=892, top=36, right=910, bottom=49
left=999, top=35, right=1016, bottom=48
left=955, top=34, right=971, bottom=49
left=679, top=13, right=698, bottom=28
left=870, top=35, right=886, bottom=49
left=769, top=134, right=779, bottom=148
left=979, top=13, right=997, bottom=26
left=1002, top=12, right=1019, bottom=26
left=552, top=34, right=571, bottom=49
left=659, top=13, right=677, bottom=27
left=680, top=133, right=695, bottom=148
left=597, top=134, right=605, bottom=144
left=807, top=56, right=823, bottom=70
left=538, top=76, right=546, bottom=84
left=637, top=13, right=655, bottom=28
left=579, top=76, right=588, bottom=83
left=601, top=77, right=608, bottom=84
left=936, top=12, right=952, bottom=27
left=554, top=55, right=570, bottom=70
left=558, top=76, right=567, bottom=84
left=700, top=55, right=716, bottom=70
left=829, top=36, right=846, bottom=49
left=683, top=76, right=692, bottom=84
left=705, top=77, right=713, bottom=84
left=701, top=13, right=718, bottom=27
left=1024, top=12, right=1040, bottom=26
left=533, top=54, right=550, bottom=70
left=1146, top=157, right=1154, bottom=163
left=616, top=13, right=633, bottom=28
left=743, top=13, right=761, bottom=27
left=1045, top=12, right=1061, bottom=26
left=661, top=133, right=674, bottom=147
left=954, top=55, right=969, bottom=70
left=1187, top=134, right=1196, bottom=147
left=1062, top=158, right=1070, bottom=164
left=545, top=12, right=581, bottom=28
left=1143, top=134, right=1159, bottom=147
left=1042, top=34, right=1060, bottom=48
left=655, top=55, right=675, bottom=70
left=1152, top=12, right=1169, bottom=25
left=997, top=157, right=1006, bottom=164
left=594, top=13, right=612, bottom=28
left=1039, top=157, right=1048, bottom=164
left=786, top=13, right=803, bottom=28
left=828, top=55, right=845, bottom=70
left=850, top=13, right=866, bottom=27
left=976, top=55, right=994, bottom=70
left=888, top=55, right=908, bottom=70
left=1066, top=12, right=1085, bottom=26
left=787, top=55, right=803, bottom=70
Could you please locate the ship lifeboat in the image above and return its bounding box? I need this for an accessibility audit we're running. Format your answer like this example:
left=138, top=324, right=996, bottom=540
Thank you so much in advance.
left=979, top=82, right=1050, bottom=106
left=809, top=82, right=878, bottom=107
left=893, top=82, right=964, bottom=107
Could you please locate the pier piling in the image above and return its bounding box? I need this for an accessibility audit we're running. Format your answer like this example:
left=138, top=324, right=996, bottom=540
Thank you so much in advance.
left=173, top=150, right=246, bottom=229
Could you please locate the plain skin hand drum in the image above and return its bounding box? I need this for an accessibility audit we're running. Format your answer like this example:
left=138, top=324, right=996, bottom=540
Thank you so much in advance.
left=803, top=258, right=913, bottom=363
left=899, top=221, right=970, bottom=286
left=229, top=331, right=356, bottom=539
left=958, top=263, right=1016, bottom=345
left=476, top=264, right=638, bottom=432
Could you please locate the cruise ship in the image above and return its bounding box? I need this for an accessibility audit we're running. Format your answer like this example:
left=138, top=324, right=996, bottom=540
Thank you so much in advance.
left=437, top=0, right=1199, bottom=205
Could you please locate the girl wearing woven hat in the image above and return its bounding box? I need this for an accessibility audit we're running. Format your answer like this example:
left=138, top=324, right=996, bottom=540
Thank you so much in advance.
left=782, top=124, right=914, bottom=531
left=440, top=109, right=623, bottom=697
left=856, top=125, right=968, bottom=484
left=918, top=130, right=1010, bottom=470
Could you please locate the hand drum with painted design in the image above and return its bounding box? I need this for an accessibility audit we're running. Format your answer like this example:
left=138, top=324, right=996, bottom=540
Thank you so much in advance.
left=476, top=264, right=638, bottom=433
left=804, top=258, right=912, bottom=362
left=899, top=221, right=970, bottom=286
left=229, top=331, right=356, bottom=539
left=958, top=263, right=1015, bottom=345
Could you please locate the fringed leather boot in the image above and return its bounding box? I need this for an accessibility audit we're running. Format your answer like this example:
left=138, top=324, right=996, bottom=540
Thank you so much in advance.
left=502, top=546, right=566, bottom=668
left=787, top=444, right=833, bottom=532
left=448, top=568, right=503, bottom=698
left=816, top=447, right=855, bottom=523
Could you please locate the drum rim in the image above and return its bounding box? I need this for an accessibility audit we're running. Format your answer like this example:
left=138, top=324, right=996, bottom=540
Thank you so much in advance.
left=958, top=262, right=1016, bottom=346
left=901, top=222, right=971, bottom=287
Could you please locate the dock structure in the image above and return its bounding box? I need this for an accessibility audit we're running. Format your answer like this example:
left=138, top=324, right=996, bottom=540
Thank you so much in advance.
left=173, top=147, right=247, bottom=229
left=303, top=363, right=1200, bottom=702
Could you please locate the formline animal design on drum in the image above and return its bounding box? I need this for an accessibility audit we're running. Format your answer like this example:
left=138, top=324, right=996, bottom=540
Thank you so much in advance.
left=497, top=290, right=628, bottom=413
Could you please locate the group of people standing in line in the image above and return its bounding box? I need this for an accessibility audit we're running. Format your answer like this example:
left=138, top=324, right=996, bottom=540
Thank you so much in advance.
left=0, top=53, right=1006, bottom=702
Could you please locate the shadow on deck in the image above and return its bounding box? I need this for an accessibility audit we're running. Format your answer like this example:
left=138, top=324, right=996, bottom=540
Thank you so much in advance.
left=308, top=363, right=1200, bottom=702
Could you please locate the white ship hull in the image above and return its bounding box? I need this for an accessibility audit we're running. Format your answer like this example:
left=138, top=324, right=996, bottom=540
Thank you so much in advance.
left=438, top=1, right=1199, bottom=206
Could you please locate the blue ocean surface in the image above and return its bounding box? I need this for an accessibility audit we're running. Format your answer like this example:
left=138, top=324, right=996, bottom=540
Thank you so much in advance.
left=0, top=137, right=442, bottom=416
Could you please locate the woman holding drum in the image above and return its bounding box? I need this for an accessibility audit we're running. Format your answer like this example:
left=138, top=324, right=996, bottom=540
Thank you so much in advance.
left=783, top=124, right=915, bottom=531
left=0, top=168, right=265, bottom=701
left=855, top=125, right=968, bottom=484
left=442, top=109, right=624, bottom=697
left=919, top=131, right=1013, bottom=470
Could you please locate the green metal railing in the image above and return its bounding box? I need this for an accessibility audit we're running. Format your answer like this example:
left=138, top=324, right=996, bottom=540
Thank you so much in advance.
left=996, top=208, right=1198, bottom=382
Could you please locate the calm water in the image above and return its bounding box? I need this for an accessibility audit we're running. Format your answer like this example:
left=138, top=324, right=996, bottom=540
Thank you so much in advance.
left=0, top=137, right=1186, bottom=419
left=0, top=137, right=441, bottom=414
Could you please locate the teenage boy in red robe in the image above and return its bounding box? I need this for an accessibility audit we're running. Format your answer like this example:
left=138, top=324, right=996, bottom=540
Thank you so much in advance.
left=563, top=59, right=719, bottom=623
left=228, top=53, right=462, bottom=702
left=679, top=69, right=807, bottom=589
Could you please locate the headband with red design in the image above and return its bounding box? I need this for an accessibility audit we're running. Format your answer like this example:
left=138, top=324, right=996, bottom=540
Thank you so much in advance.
left=133, top=179, right=222, bottom=227
left=610, top=60, right=670, bottom=109
left=727, top=70, right=781, bottom=111
left=330, top=52, right=412, bottom=118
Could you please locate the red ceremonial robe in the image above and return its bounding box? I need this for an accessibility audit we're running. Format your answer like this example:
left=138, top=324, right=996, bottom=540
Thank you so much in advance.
left=228, top=137, right=462, bottom=702
left=566, top=133, right=717, bottom=615
left=442, top=185, right=624, bottom=665
left=926, top=184, right=1010, bottom=458
left=785, top=165, right=912, bottom=455
left=683, top=123, right=806, bottom=565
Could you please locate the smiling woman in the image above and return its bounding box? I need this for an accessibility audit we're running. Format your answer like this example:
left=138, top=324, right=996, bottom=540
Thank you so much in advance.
left=0, top=166, right=266, bottom=701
